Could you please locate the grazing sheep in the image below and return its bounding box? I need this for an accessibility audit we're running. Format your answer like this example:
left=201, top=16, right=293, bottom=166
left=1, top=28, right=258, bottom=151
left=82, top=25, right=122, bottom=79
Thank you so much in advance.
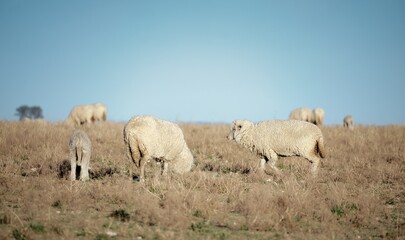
left=92, top=103, right=107, bottom=122
left=123, top=116, right=194, bottom=182
left=313, top=108, right=325, bottom=126
left=69, top=130, right=92, bottom=181
left=343, top=115, right=354, bottom=130
left=228, top=119, right=326, bottom=175
left=66, top=103, right=107, bottom=126
left=288, top=108, right=314, bottom=123
left=66, top=105, right=94, bottom=126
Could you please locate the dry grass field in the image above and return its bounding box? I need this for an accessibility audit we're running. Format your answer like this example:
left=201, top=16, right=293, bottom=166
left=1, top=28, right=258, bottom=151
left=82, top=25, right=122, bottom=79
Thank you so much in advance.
left=0, top=120, right=404, bottom=239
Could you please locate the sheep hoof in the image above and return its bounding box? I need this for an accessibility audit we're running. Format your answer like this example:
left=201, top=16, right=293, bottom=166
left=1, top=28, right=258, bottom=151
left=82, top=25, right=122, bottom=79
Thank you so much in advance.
left=132, top=175, right=141, bottom=182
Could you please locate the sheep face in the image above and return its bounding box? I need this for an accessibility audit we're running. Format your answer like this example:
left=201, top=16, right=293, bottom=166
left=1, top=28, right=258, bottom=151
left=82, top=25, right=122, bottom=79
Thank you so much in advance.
left=228, top=120, right=253, bottom=143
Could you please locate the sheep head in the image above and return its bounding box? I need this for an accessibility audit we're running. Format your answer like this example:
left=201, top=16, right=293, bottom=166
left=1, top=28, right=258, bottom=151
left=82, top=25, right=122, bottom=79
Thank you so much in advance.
left=228, top=120, right=253, bottom=143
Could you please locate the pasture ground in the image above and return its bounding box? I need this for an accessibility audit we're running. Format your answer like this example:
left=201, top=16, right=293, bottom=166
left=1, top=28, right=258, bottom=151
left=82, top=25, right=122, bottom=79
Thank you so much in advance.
left=0, top=121, right=404, bottom=239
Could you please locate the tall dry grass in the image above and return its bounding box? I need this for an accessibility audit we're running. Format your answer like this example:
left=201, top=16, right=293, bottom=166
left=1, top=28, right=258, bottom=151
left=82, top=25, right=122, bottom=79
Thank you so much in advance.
left=0, top=121, right=404, bottom=239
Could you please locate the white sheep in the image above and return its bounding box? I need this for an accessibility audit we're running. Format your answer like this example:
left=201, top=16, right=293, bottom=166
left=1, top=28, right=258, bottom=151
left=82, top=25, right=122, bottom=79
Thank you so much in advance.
left=288, top=108, right=314, bottom=123
left=66, top=105, right=94, bottom=126
left=313, top=108, right=325, bottom=126
left=123, top=116, right=194, bottom=182
left=343, top=115, right=354, bottom=130
left=69, top=130, right=92, bottom=181
left=228, top=119, right=326, bottom=175
left=92, top=103, right=107, bottom=122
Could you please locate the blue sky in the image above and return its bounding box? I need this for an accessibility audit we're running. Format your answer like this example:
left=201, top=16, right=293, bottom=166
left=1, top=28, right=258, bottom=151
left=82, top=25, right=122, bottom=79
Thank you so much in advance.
left=1, top=0, right=404, bottom=125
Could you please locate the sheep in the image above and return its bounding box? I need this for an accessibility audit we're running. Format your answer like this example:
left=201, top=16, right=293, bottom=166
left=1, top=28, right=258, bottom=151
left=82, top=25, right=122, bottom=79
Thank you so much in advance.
left=66, top=105, right=94, bottom=126
left=288, top=108, right=314, bottom=123
left=123, top=116, right=194, bottom=182
left=313, top=108, right=325, bottom=126
left=66, top=103, right=107, bottom=126
left=68, top=130, right=92, bottom=181
left=92, top=103, right=107, bottom=122
left=228, top=119, right=326, bottom=176
left=343, top=115, right=354, bottom=130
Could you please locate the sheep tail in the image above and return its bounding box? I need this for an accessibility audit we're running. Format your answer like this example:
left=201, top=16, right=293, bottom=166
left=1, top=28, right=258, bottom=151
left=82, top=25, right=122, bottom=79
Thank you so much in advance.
left=317, top=136, right=326, bottom=158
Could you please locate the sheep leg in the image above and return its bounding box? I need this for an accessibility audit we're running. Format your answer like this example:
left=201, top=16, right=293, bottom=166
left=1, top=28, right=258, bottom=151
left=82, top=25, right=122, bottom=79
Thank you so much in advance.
left=161, top=161, right=169, bottom=175
left=70, top=161, right=76, bottom=181
left=266, top=150, right=281, bottom=174
left=138, top=156, right=149, bottom=182
left=259, top=158, right=266, bottom=171
left=79, top=162, right=89, bottom=181
left=79, top=152, right=90, bottom=181
left=307, top=155, right=320, bottom=176
left=69, top=150, right=77, bottom=181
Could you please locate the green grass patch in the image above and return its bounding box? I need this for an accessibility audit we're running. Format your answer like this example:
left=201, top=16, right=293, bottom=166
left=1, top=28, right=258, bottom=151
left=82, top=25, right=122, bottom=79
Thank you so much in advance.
left=29, top=223, right=45, bottom=233
left=12, top=229, right=26, bottom=240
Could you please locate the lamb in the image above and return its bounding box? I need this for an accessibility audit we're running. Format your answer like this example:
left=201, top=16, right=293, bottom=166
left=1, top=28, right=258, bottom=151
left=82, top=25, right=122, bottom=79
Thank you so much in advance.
left=288, top=108, right=314, bottom=123
left=228, top=119, right=326, bottom=175
left=123, top=116, right=194, bottom=182
left=66, top=105, right=94, bottom=126
left=68, top=130, right=92, bottom=181
left=92, top=103, right=107, bottom=122
left=313, top=108, right=325, bottom=126
left=343, top=115, right=354, bottom=130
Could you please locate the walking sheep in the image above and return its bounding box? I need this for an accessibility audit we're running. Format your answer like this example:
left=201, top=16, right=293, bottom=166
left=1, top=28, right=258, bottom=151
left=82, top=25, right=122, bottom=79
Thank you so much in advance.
left=123, top=116, right=194, bottom=182
left=313, top=108, right=325, bottom=126
left=288, top=108, right=314, bottom=123
left=69, top=130, right=92, bottom=181
left=343, top=115, right=354, bottom=130
left=228, top=119, right=326, bottom=176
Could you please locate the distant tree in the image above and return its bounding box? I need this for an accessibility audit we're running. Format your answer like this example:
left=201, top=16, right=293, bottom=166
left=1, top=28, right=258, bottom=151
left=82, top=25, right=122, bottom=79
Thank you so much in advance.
left=15, top=105, right=30, bottom=120
left=30, top=106, right=43, bottom=119
left=15, top=105, right=44, bottom=120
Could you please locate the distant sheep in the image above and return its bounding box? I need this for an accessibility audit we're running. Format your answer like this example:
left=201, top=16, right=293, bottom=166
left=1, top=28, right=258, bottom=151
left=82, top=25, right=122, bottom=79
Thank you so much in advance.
left=66, top=103, right=107, bottom=126
left=288, top=108, right=314, bottom=123
left=343, top=115, right=354, bottom=130
left=66, top=105, right=94, bottom=126
left=228, top=119, right=326, bottom=175
left=92, top=103, right=107, bottom=122
left=313, top=108, right=325, bottom=126
left=69, top=130, right=92, bottom=181
left=123, top=116, right=194, bottom=182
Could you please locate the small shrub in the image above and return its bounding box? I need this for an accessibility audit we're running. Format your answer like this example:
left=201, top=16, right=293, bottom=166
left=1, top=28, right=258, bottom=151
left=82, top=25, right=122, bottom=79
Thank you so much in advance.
left=90, top=167, right=117, bottom=180
left=51, top=200, right=62, bottom=209
left=12, top=229, right=26, bottom=240
left=331, top=202, right=358, bottom=219
left=346, top=202, right=358, bottom=211
left=109, top=209, right=130, bottom=222
left=192, top=210, right=203, bottom=218
left=51, top=226, right=63, bottom=235
left=30, top=223, right=45, bottom=233
left=57, top=160, right=71, bottom=179
left=331, top=205, right=345, bottom=218
left=75, top=228, right=86, bottom=237
left=240, top=225, right=249, bottom=231
left=95, top=233, right=110, bottom=240
left=0, top=214, right=10, bottom=224
left=191, top=222, right=205, bottom=231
